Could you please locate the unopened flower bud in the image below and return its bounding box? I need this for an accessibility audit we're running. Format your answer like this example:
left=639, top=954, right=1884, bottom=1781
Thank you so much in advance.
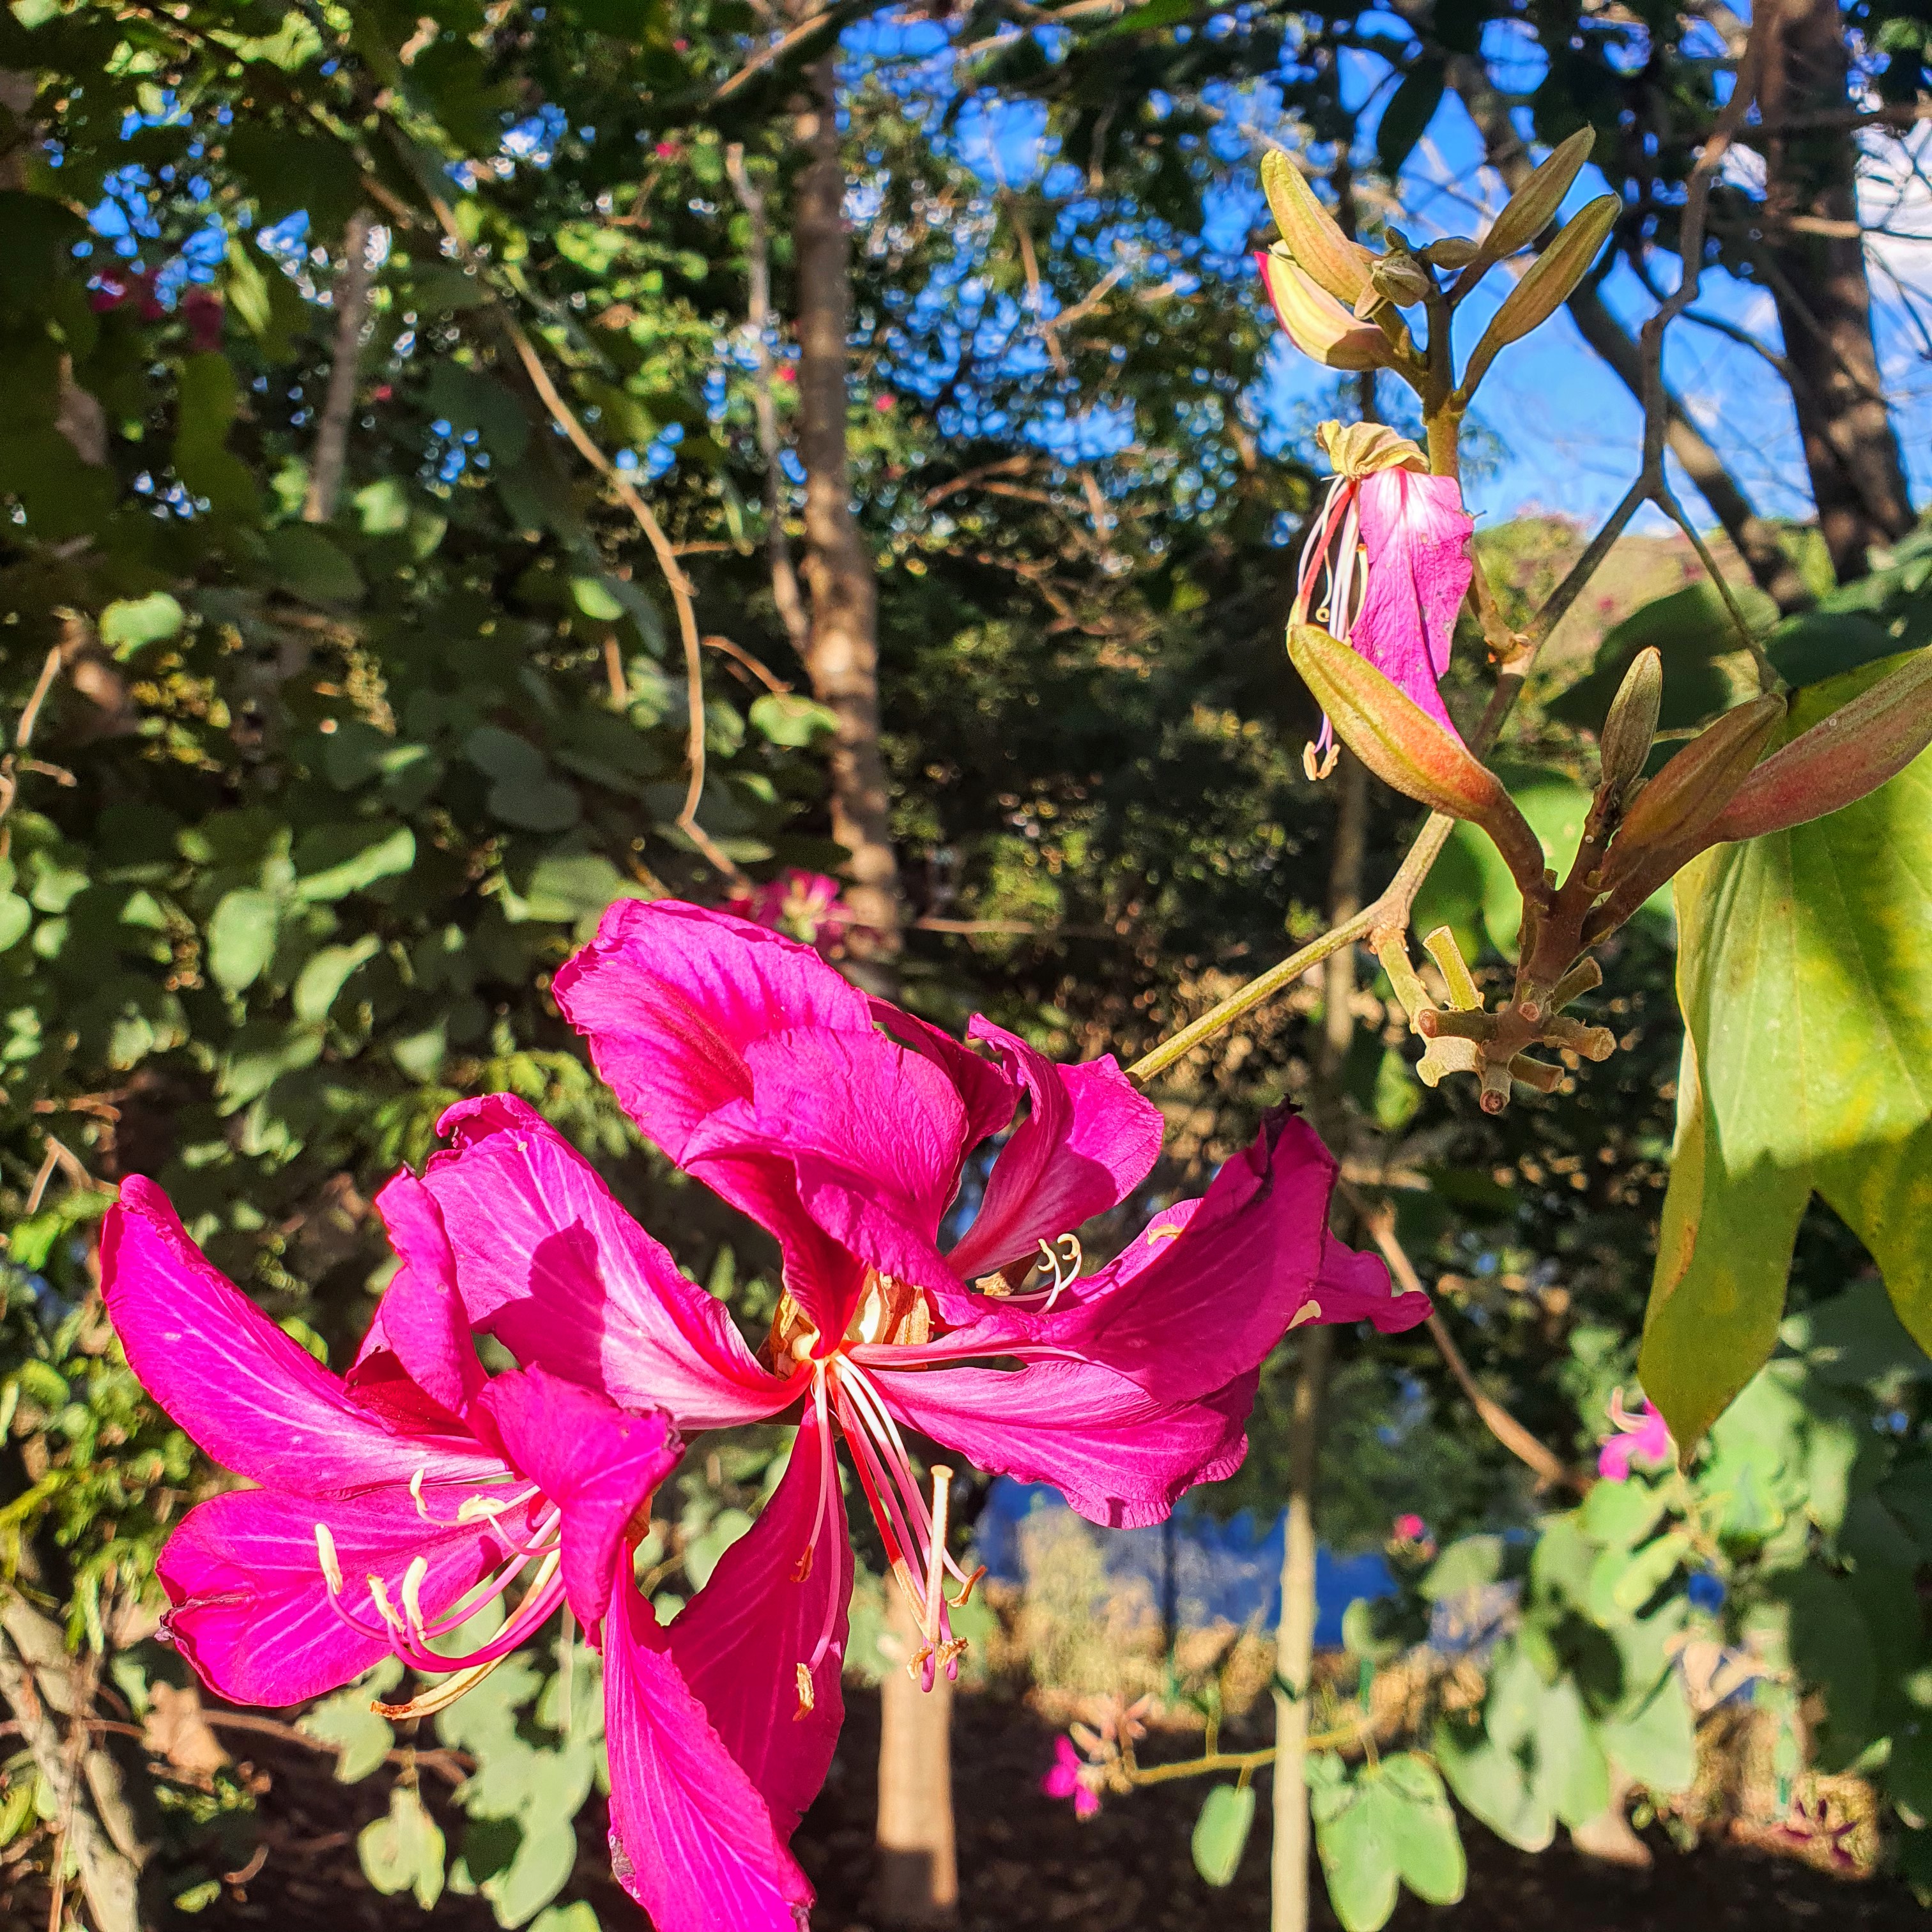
left=1369, top=252, right=1434, bottom=309
left=1460, top=194, right=1620, bottom=394
left=1259, top=149, right=1373, bottom=305
left=1605, top=693, right=1786, bottom=880
left=1422, top=237, right=1482, bottom=269
left=1706, top=644, right=1932, bottom=842
left=1287, top=624, right=1547, bottom=890
left=1598, top=646, right=1662, bottom=801
left=1257, top=249, right=1392, bottom=372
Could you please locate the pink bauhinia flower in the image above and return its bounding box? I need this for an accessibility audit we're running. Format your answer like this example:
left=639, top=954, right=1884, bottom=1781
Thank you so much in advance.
left=101, top=1173, right=847, bottom=1932
left=1294, top=420, right=1475, bottom=778
left=1043, top=1735, right=1102, bottom=1818
left=416, top=898, right=1426, bottom=1708
left=1598, top=1389, right=1672, bottom=1481
left=726, top=868, right=855, bottom=954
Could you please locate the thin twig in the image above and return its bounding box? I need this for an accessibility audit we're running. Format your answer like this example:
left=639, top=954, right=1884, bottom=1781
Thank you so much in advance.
left=1345, top=1186, right=1586, bottom=1492
left=402, top=164, right=747, bottom=883
left=16, top=647, right=63, bottom=751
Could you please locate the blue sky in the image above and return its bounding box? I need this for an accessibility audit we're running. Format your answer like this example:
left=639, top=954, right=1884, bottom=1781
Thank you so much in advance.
left=854, top=9, right=1932, bottom=542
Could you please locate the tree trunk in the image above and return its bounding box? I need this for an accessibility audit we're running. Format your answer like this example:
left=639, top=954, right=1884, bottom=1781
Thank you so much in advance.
left=1756, top=0, right=1914, bottom=581
left=1273, top=747, right=1367, bottom=1931
left=794, top=54, right=902, bottom=971
left=1445, top=54, right=1817, bottom=616
left=789, top=42, right=951, bottom=1922
left=304, top=208, right=374, bottom=525
left=874, top=1590, right=960, bottom=1924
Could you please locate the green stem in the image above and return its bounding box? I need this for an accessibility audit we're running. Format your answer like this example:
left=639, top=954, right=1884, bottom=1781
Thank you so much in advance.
left=1123, top=1721, right=1365, bottom=1789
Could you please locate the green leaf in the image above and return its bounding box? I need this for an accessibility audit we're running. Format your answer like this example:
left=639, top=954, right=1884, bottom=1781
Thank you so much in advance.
left=1764, top=1566, right=1878, bottom=1768
left=1533, top=1678, right=1611, bottom=1828
left=482, top=1814, right=578, bottom=1928
left=358, top=1785, right=446, bottom=1909
left=529, top=1908, right=600, bottom=1932
left=266, top=524, right=365, bottom=606
left=1768, top=610, right=1908, bottom=689
left=1315, top=1775, right=1400, bottom=1931
left=749, top=693, right=838, bottom=747
left=491, top=778, right=582, bottom=833
left=1641, top=659, right=1932, bottom=1446
left=1376, top=61, right=1446, bottom=176
left=299, top=1661, right=402, bottom=1781
left=206, top=889, right=281, bottom=992
left=0, top=893, right=32, bottom=953
left=1603, top=1673, right=1696, bottom=1795
left=683, top=1506, right=753, bottom=1590
left=427, top=364, right=531, bottom=465
left=293, top=937, right=380, bottom=1023
left=1419, top=1533, right=1503, bottom=1601
left=1579, top=1473, right=1667, bottom=1549
left=1190, top=1782, right=1255, bottom=1888
left=569, top=576, right=627, bottom=621
left=1379, top=1754, right=1466, bottom=1905
left=293, top=823, right=416, bottom=901
left=99, top=592, right=185, bottom=656
left=1551, top=581, right=1774, bottom=734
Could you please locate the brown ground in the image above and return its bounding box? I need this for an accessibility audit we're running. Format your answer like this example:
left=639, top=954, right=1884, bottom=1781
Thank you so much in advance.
left=11, top=1689, right=1919, bottom=1929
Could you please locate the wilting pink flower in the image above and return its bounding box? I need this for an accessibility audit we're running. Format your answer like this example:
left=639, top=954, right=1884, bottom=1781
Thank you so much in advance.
left=726, top=868, right=854, bottom=954
left=1043, top=1735, right=1101, bottom=1818
left=101, top=1175, right=842, bottom=1932
left=417, top=901, right=1425, bottom=1719
left=1598, top=1389, right=1671, bottom=1481
left=1294, top=420, right=1473, bottom=777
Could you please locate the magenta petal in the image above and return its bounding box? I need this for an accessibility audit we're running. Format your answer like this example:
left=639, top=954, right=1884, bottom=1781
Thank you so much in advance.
left=868, top=1356, right=1252, bottom=1529
left=1312, top=1234, right=1430, bottom=1335
left=474, top=1367, right=680, bottom=1630
left=552, top=898, right=873, bottom=1160
left=1049, top=1108, right=1369, bottom=1404
left=670, top=1419, right=850, bottom=1836
left=947, top=1020, right=1164, bottom=1280
left=351, top=1171, right=485, bottom=1420
left=869, top=998, right=1018, bottom=1147
left=685, top=1028, right=969, bottom=1302
left=1353, top=467, right=1473, bottom=737
left=604, top=1568, right=815, bottom=1932
left=158, top=1485, right=517, bottom=1707
left=102, top=1179, right=496, bottom=1495
left=425, top=1096, right=796, bottom=1430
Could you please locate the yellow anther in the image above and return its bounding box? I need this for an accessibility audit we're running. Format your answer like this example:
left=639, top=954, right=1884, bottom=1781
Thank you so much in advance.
left=366, top=1574, right=402, bottom=1631
left=314, top=1523, right=344, bottom=1595
left=794, top=1662, right=815, bottom=1719
left=401, top=1557, right=429, bottom=1637
left=1288, top=1300, right=1323, bottom=1330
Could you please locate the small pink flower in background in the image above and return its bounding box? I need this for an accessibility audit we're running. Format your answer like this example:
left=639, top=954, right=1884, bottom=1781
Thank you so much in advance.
left=875, top=392, right=896, bottom=412
left=1043, top=1735, right=1101, bottom=1818
left=1598, top=1389, right=1671, bottom=1481
left=1292, top=420, right=1474, bottom=778
left=727, top=869, right=855, bottom=955
left=1392, top=1512, right=1427, bottom=1542
left=654, top=139, right=682, bottom=160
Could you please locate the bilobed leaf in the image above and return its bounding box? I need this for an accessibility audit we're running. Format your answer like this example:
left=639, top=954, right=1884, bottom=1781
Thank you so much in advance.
left=1418, top=1533, right=1503, bottom=1602
left=99, top=592, right=185, bottom=656
left=1315, top=1775, right=1400, bottom=1931
left=1190, top=1782, right=1255, bottom=1888
left=266, top=524, right=365, bottom=606
left=299, top=1662, right=401, bottom=1781
left=0, top=894, right=32, bottom=952
left=1435, top=1718, right=1556, bottom=1852
left=293, top=937, right=380, bottom=1023
left=1641, top=658, right=1932, bottom=1446
left=358, top=1785, right=445, bottom=1909
left=482, top=1813, right=578, bottom=1928
left=1379, top=1754, right=1466, bottom=1905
